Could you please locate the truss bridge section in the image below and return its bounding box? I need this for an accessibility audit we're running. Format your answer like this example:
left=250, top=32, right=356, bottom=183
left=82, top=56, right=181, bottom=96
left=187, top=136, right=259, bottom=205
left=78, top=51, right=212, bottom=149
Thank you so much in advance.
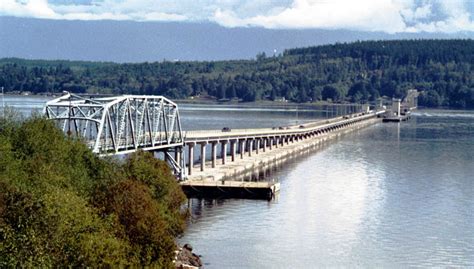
left=44, top=93, right=185, bottom=178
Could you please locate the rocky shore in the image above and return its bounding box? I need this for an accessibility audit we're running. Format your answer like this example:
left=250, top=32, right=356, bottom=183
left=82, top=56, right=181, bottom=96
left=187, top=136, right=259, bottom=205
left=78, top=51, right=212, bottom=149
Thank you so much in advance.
left=174, top=244, right=202, bottom=269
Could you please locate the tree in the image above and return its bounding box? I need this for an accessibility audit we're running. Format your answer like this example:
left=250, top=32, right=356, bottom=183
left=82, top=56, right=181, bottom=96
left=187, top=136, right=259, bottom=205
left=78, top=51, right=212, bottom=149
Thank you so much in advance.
left=322, top=85, right=342, bottom=102
left=1, top=39, right=473, bottom=107
left=419, top=90, right=442, bottom=107
left=0, top=115, right=186, bottom=268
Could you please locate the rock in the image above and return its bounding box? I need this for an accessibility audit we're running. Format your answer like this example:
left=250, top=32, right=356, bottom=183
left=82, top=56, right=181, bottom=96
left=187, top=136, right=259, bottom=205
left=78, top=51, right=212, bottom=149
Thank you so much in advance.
left=175, top=243, right=202, bottom=268
left=183, top=243, right=193, bottom=251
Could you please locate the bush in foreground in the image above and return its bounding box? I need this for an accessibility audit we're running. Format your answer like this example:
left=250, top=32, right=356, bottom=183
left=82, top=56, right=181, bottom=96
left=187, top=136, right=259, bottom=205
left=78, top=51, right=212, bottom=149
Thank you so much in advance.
left=0, top=114, right=186, bottom=268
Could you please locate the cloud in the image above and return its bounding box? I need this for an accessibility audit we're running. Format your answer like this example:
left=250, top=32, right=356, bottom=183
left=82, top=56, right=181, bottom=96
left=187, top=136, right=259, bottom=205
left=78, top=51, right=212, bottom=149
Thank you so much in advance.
left=401, top=3, right=432, bottom=22
left=0, top=0, right=58, bottom=18
left=214, top=0, right=409, bottom=33
left=403, top=0, right=474, bottom=32
left=0, top=0, right=188, bottom=21
left=212, top=0, right=474, bottom=33
left=0, top=0, right=473, bottom=33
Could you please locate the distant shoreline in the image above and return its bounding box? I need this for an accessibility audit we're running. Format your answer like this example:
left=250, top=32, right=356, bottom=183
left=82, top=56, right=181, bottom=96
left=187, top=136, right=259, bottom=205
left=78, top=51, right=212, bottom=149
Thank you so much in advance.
left=3, top=92, right=472, bottom=111
left=1, top=92, right=361, bottom=107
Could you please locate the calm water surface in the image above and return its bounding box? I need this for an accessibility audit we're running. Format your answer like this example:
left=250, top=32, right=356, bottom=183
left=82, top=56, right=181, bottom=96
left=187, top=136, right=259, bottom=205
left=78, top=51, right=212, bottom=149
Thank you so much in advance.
left=179, top=110, right=474, bottom=268
left=6, top=96, right=474, bottom=267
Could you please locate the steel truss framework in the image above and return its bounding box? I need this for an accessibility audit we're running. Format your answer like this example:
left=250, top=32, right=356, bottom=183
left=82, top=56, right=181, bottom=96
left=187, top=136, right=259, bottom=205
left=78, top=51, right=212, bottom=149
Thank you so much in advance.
left=44, top=93, right=186, bottom=179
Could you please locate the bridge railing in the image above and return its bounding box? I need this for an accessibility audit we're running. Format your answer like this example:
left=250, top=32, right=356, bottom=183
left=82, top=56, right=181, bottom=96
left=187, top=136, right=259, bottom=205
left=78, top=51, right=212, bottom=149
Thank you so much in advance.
left=183, top=112, right=377, bottom=142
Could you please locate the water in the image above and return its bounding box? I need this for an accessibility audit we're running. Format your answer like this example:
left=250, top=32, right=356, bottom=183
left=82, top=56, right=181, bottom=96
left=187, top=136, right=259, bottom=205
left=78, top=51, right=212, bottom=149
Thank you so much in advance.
left=6, top=96, right=474, bottom=267
left=1, top=95, right=51, bottom=116
left=179, top=110, right=474, bottom=268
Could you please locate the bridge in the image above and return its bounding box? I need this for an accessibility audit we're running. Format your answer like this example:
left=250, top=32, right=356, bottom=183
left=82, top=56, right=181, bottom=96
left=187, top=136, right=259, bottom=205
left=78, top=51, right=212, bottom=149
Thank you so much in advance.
left=183, top=112, right=380, bottom=177
left=44, top=93, right=186, bottom=178
left=45, top=93, right=392, bottom=196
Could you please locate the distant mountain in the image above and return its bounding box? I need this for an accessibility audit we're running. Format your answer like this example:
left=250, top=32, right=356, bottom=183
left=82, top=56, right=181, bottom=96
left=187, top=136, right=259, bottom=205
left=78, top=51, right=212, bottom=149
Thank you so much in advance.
left=1, top=16, right=473, bottom=63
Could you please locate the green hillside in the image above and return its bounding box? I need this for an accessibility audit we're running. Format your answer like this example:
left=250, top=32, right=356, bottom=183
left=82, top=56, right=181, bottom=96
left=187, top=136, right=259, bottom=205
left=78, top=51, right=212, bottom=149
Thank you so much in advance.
left=1, top=39, right=473, bottom=108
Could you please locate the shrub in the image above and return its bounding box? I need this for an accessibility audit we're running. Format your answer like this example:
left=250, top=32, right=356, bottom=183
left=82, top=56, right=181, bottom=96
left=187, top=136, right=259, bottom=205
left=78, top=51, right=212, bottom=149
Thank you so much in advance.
left=0, top=115, right=186, bottom=268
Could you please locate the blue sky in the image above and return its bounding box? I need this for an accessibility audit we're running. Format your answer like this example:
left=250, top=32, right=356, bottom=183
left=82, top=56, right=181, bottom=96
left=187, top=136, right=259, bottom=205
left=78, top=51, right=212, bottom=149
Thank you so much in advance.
left=1, top=0, right=473, bottom=33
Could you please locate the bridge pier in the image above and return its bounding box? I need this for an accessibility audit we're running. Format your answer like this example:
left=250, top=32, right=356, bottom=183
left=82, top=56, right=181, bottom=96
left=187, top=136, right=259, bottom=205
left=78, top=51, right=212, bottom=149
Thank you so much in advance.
left=211, top=142, right=217, bottom=168
left=256, top=139, right=260, bottom=154
left=200, top=142, right=207, bottom=171
left=177, top=149, right=182, bottom=165
left=248, top=140, right=253, bottom=156
left=188, top=142, right=195, bottom=176
left=221, top=140, right=228, bottom=164
left=230, top=140, right=237, bottom=162
left=239, top=139, right=245, bottom=159
left=262, top=138, right=267, bottom=152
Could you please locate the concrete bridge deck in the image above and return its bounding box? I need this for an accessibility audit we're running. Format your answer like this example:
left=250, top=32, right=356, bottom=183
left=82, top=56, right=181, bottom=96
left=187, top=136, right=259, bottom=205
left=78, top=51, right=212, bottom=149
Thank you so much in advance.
left=180, top=110, right=384, bottom=197
left=181, top=110, right=384, bottom=177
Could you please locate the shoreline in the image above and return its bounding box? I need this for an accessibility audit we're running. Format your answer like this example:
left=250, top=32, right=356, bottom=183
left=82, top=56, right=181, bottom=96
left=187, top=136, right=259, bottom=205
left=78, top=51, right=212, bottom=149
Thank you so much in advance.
left=3, top=92, right=471, bottom=111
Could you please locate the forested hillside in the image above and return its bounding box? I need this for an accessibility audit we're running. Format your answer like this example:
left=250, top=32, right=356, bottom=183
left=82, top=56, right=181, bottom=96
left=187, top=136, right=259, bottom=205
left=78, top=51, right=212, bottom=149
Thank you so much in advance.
left=1, top=39, right=473, bottom=108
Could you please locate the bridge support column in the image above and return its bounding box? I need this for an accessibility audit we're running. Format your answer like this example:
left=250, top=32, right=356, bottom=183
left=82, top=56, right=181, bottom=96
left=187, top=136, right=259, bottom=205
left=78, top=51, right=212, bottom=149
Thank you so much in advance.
left=188, top=143, right=195, bottom=176
left=275, top=137, right=279, bottom=148
left=255, top=139, right=260, bottom=154
left=176, top=149, right=182, bottom=164
left=211, top=142, right=217, bottom=168
left=248, top=140, right=253, bottom=157
left=221, top=141, right=228, bottom=165
left=230, top=140, right=237, bottom=162
left=239, top=139, right=245, bottom=159
left=268, top=137, right=273, bottom=150
left=200, top=142, right=207, bottom=171
left=262, top=138, right=267, bottom=152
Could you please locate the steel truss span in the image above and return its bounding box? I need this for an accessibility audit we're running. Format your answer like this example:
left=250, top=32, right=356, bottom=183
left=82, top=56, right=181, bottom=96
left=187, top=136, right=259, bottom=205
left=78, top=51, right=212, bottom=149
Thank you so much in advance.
left=44, top=93, right=186, bottom=179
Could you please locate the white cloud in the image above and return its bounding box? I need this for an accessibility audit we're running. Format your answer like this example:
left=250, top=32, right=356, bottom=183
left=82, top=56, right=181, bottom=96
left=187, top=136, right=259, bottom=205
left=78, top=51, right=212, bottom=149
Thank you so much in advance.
left=403, top=0, right=474, bottom=33
left=0, top=0, right=58, bottom=18
left=401, top=3, right=432, bottom=22
left=213, top=0, right=409, bottom=33
left=0, top=0, right=188, bottom=21
left=212, top=0, right=474, bottom=33
left=0, top=0, right=473, bottom=33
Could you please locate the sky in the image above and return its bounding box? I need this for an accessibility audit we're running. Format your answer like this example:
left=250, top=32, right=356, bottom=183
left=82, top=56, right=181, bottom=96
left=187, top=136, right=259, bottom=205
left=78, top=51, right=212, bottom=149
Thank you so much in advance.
left=0, top=0, right=473, bottom=33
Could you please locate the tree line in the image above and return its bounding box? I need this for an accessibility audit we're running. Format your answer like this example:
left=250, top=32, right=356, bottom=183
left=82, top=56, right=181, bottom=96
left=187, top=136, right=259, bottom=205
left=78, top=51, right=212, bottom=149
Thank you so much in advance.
left=0, top=39, right=473, bottom=108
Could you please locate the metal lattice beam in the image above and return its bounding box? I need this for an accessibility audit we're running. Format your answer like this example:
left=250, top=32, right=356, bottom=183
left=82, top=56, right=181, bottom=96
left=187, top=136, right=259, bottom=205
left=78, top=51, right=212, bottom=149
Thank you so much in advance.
left=44, top=92, right=186, bottom=179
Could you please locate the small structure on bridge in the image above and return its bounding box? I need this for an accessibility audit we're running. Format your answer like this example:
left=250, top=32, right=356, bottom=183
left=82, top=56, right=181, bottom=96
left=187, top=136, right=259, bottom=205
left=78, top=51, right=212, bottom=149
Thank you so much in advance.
left=44, top=92, right=186, bottom=179
left=383, top=89, right=418, bottom=122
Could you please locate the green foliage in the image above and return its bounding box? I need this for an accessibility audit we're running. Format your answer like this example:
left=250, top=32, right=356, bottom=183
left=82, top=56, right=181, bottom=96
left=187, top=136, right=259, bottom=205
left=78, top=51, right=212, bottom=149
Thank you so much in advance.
left=0, top=39, right=473, bottom=108
left=0, top=115, right=186, bottom=268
